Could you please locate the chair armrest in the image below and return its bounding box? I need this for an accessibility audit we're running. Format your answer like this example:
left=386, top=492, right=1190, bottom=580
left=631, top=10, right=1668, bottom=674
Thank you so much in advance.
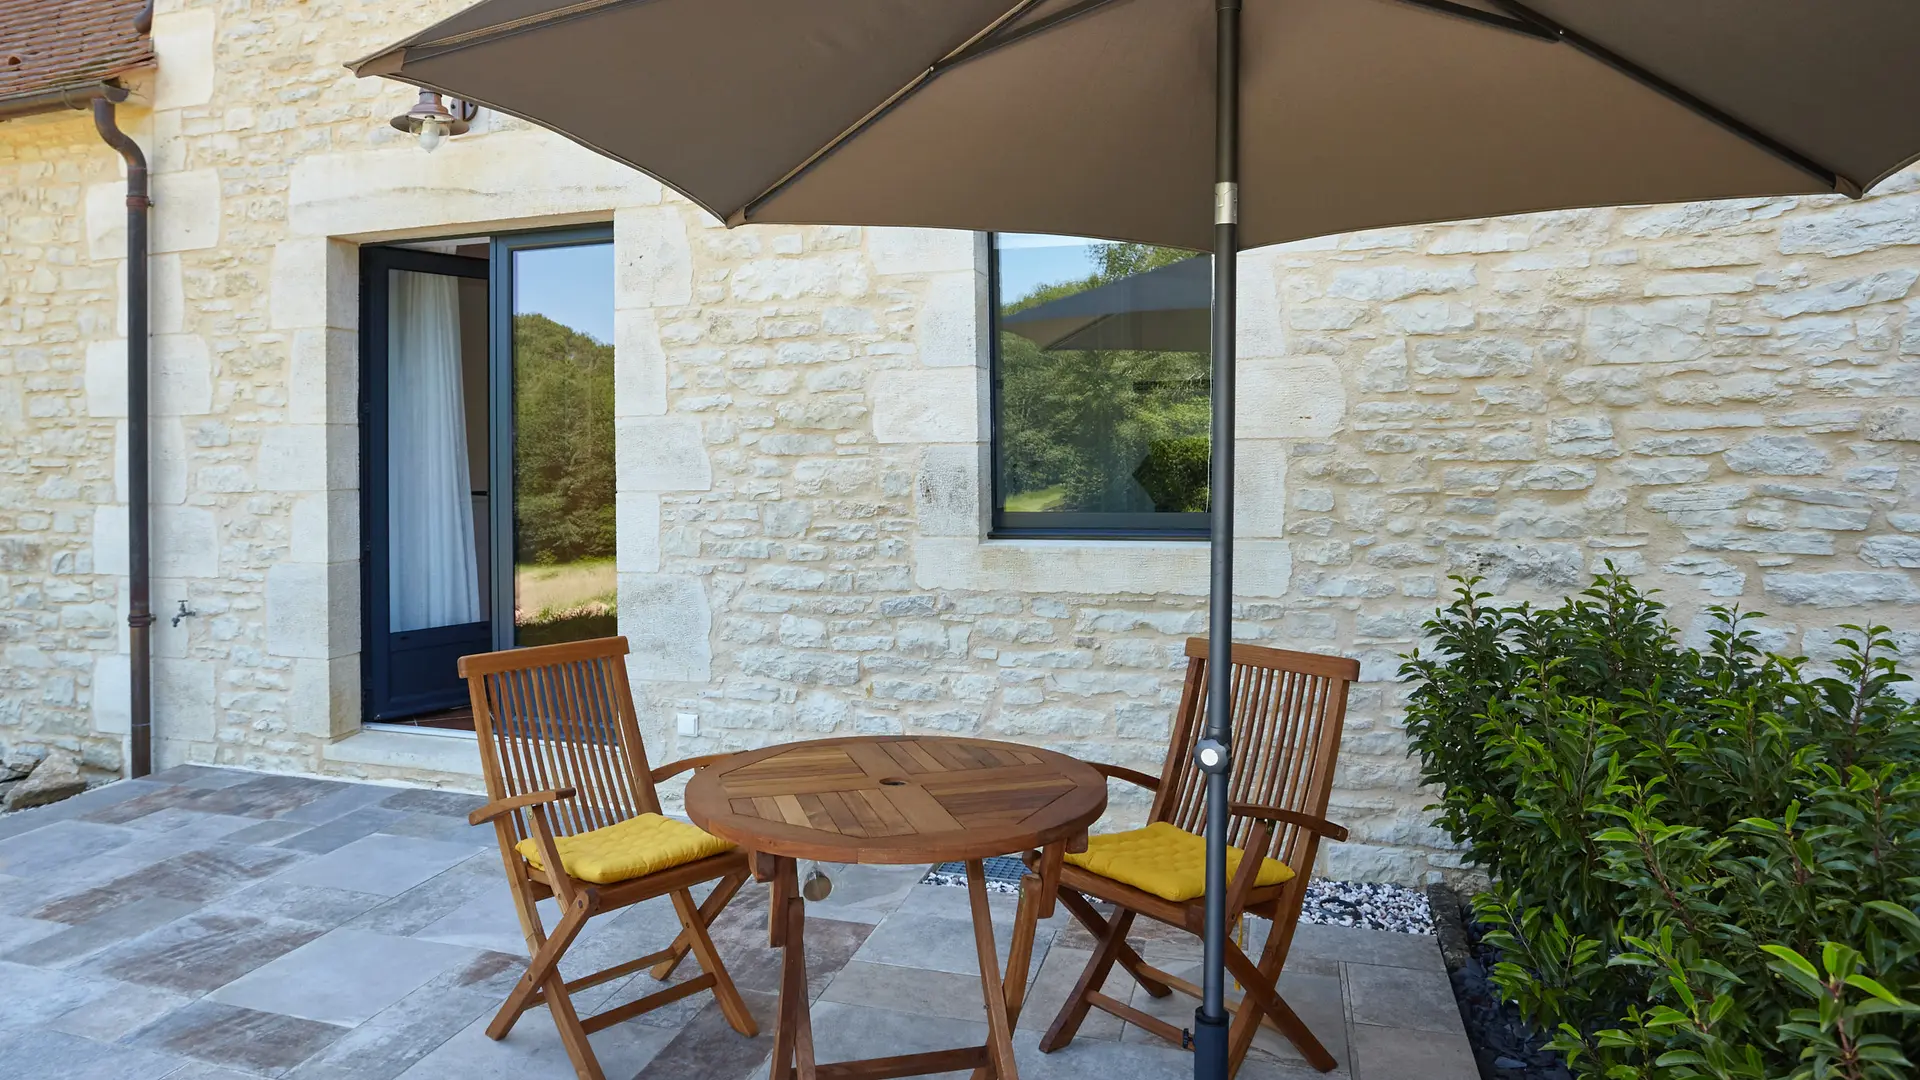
left=468, top=787, right=576, bottom=826
left=1090, top=762, right=1161, bottom=791
left=1228, top=801, right=1349, bottom=842
left=650, top=754, right=730, bottom=783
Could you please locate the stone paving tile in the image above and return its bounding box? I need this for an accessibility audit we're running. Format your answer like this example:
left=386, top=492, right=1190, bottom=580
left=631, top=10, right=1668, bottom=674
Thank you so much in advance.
left=277, top=784, right=399, bottom=827
left=1016, top=945, right=1128, bottom=1040
left=273, top=834, right=481, bottom=897
left=375, top=810, right=495, bottom=848
left=806, top=999, right=989, bottom=1075
left=0, top=959, right=113, bottom=1036
left=821, top=960, right=992, bottom=1024
left=209, top=927, right=481, bottom=1027
left=126, top=999, right=349, bottom=1077
left=0, top=1027, right=186, bottom=1080
left=794, top=863, right=924, bottom=925
left=283, top=984, right=498, bottom=1080
left=345, top=854, right=505, bottom=938
left=8, top=896, right=203, bottom=967
left=1123, top=959, right=1351, bottom=1074
left=1350, top=1021, right=1479, bottom=1080
left=632, top=988, right=779, bottom=1080
left=0, top=780, right=176, bottom=840
left=147, top=765, right=257, bottom=789
left=1344, top=961, right=1464, bottom=1035
left=0, top=910, right=63, bottom=951
left=83, top=911, right=325, bottom=994
left=185, top=775, right=355, bottom=820
left=1292, top=923, right=1444, bottom=973
left=33, top=843, right=306, bottom=923
left=377, top=787, right=488, bottom=817
left=853, top=909, right=1051, bottom=981
left=204, top=879, right=387, bottom=929
left=709, top=887, right=871, bottom=999
left=392, top=1004, right=676, bottom=1080
left=275, top=806, right=409, bottom=855
left=0, top=819, right=141, bottom=878
left=119, top=807, right=264, bottom=843
left=47, top=980, right=196, bottom=1042
left=221, top=818, right=316, bottom=846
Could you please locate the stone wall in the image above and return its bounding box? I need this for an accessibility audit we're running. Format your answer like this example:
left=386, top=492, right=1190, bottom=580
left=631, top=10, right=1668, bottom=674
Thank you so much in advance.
left=1, top=0, right=1916, bottom=882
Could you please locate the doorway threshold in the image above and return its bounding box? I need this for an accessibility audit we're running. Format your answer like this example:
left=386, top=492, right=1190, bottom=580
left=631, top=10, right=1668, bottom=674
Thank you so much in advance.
left=364, top=721, right=476, bottom=740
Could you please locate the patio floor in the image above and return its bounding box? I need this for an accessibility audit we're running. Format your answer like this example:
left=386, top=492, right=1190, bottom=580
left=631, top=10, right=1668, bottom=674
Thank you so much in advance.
left=0, top=767, right=1475, bottom=1080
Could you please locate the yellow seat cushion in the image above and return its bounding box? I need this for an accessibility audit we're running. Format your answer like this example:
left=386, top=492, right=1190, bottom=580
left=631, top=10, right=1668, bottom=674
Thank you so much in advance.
left=1063, top=821, right=1294, bottom=903
left=515, top=813, right=733, bottom=885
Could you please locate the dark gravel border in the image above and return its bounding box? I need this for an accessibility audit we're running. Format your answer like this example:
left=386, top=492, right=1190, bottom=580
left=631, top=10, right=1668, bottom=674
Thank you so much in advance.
left=1428, top=883, right=1573, bottom=1080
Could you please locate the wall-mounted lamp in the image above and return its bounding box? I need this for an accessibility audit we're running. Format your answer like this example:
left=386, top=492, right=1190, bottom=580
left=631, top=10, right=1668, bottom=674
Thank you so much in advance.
left=390, top=90, right=478, bottom=152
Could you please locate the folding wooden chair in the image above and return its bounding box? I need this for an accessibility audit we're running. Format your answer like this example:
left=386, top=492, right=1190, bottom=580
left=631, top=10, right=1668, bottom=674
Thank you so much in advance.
left=1033, top=637, right=1357, bottom=1077
left=457, top=637, right=757, bottom=1080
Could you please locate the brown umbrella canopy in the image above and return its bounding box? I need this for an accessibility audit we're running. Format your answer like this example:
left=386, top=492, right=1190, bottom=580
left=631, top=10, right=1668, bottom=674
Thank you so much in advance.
left=358, top=0, right=1920, bottom=251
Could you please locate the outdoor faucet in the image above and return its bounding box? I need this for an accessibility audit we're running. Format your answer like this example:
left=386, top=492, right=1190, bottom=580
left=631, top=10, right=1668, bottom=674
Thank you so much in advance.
left=171, top=600, right=196, bottom=628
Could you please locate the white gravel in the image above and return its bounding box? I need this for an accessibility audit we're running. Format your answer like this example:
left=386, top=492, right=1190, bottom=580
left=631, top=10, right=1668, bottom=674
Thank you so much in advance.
left=921, top=859, right=1434, bottom=934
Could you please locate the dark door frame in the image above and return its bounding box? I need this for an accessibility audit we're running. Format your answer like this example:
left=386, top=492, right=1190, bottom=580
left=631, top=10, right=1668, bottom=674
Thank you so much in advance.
left=358, top=245, right=491, bottom=722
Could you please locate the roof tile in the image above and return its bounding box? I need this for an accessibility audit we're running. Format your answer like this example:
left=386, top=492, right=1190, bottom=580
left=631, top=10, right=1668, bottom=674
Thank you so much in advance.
left=0, top=0, right=154, bottom=104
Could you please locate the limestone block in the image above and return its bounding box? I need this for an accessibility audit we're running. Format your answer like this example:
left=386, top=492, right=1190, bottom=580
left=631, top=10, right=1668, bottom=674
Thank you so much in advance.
left=288, top=655, right=359, bottom=741
left=1723, top=435, right=1831, bottom=477
left=258, top=425, right=333, bottom=492
left=617, top=206, right=693, bottom=308
left=917, top=270, right=986, bottom=368
left=1327, top=265, right=1475, bottom=302
left=1237, top=253, right=1285, bottom=359
left=915, top=444, right=986, bottom=538
left=85, top=181, right=126, bottom=260
left=871, top=368, right=981, bottom=444
left=289, top=490, right=359, bottom=565
left=288, top=328, right=357, bottom=425
left=1865, top=406, right=1920, bottom=443
left=155, top=658, right=216, bottom=743
left=1778, top=194, right=1920, bottom=257
left=150, top=254, right=186, bottom=335
left=1764, top=571, right=1920, bottom=607
left=616, top=492, right=661, bottom=573
left=85, top=340, right=127, bottom=417
left=616, top=416, right=712, bottom=491
left=1760, top=269, right=1918, bottom=318
left=1383, top=299, right=1474, bottom=335
left=1236, top=442, right=1287, bottom=538
left=92, top=506, right=128, bottom=577
left=151, top=9, right=217, bottom=110
left=1238, top=358, right=1345, bottom=439
left=271, top=239, right=355, bottom=331
left=1411, top=338, right=1532, bottom=378
left=154, top=506, right=218, bottom=579
left=868, top=228, right=978, bottom=276
left=731, top=253, right=869, bottom=303
left=150, top=169, right=222, bottom=253
left=267, top=562, right=358, bottom=659
left=116, top=417, right=190, bottom=505
left=92, top=653, right=131, bottom=735
left=1238, top=540, right=1293, bottom=597
left=1861, top=535, right=1920, bottom=569
left=614, top=308, right=668, bottom=416
left=619, top=573, right=711, bottom=682
left=153, top=334, right=212, bottom=416
left=288, top=128, right=658, bottom=239
left=1584, top=299, right=1711, bottom=364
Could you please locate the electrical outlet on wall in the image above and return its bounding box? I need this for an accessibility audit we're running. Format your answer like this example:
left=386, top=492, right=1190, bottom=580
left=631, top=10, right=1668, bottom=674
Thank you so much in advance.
left=676, top=712, right=698, bottom=737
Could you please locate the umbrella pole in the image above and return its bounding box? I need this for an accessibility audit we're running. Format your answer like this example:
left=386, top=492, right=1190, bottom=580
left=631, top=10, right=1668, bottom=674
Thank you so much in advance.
left=1195, top=1, right=1240, bottom=1078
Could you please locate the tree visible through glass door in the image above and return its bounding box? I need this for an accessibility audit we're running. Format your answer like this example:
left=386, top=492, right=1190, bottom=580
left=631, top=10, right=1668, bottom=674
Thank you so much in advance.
left=507, top=240, right=617, bottom=647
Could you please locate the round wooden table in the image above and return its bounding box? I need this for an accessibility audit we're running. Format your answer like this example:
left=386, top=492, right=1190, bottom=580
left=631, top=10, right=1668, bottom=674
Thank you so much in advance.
left=686, top=735, right=1108, bottom=1080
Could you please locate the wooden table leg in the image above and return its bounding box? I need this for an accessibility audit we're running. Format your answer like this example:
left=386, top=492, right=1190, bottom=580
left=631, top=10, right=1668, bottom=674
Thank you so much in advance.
left=770, top=857, right=819, bottom=1080
left=966, top=859, right=1020, bottom=1080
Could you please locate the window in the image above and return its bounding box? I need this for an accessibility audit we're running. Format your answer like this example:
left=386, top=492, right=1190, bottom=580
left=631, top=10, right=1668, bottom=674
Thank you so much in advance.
left=359, top=226, right=615, bottom=729
left=990, top=234, right=1211, bottom=538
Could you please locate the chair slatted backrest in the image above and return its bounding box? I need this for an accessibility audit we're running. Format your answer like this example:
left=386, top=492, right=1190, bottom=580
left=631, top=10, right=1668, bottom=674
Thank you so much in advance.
left=1152, top=638, right=1360, bottom=873
left=459, top=637, right=660, bottom=844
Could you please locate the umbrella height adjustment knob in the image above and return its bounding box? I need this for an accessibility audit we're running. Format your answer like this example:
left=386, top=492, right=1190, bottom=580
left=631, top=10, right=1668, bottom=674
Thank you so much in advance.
left=1193, top=738, right=1230, bottom=776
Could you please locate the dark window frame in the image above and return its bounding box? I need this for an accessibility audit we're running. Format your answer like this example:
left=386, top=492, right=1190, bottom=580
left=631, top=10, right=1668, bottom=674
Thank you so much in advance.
left=986, top=233, right=1211, bottom=541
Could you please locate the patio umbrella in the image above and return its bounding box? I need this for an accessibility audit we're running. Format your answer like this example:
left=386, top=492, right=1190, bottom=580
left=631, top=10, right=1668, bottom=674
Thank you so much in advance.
left=354, top=2, right=1920, bottom=1075
left=1003, top=254, right=1211, bottom=353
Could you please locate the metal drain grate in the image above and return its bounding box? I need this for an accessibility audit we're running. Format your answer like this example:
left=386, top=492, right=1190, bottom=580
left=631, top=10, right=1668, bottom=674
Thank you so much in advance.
left=920, top=854, right=1028, bottom=893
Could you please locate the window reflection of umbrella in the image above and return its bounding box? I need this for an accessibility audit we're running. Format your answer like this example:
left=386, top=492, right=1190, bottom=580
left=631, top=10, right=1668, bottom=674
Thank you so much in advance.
left=1002, top=255, right=1211, bottom=353
left=353, top=3, right=1920, bottom=1076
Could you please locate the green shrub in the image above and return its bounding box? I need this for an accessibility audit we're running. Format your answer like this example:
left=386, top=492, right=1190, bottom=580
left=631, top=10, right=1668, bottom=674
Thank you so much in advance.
left=1403, top=571, right=1920, bottom=1080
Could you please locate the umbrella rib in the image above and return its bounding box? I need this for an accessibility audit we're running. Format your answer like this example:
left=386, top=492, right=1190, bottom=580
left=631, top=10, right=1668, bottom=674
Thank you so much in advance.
left=1394, top=0, right=1554, bottom=41
left=940, top=0, right=1136, bottom=70
left=1486, top=0, right=1863, bottom=198
left=732, top=0, right=1062, bottom=226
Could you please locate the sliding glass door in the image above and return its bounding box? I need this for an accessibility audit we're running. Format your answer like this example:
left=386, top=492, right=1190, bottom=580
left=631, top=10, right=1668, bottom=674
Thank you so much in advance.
left=360, top=226, right=614, bottom=726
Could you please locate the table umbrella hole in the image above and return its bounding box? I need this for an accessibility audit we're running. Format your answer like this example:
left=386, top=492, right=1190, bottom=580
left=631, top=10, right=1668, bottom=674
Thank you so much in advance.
left=879, top=777, right=908, bottom=786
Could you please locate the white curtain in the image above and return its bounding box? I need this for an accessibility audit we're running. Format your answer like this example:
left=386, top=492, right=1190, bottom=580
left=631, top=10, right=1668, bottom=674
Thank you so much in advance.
left=388, top=270, right=482, bottom=632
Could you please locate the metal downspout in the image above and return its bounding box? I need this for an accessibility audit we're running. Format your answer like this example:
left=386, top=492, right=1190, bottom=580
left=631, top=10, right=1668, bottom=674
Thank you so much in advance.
left=91, top=93, right=154, bottom=779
